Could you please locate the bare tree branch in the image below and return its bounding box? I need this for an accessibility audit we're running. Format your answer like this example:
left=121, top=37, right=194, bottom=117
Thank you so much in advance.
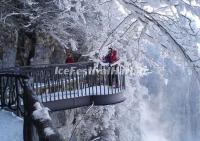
left=106, top=19, right=138, bottom=47
left=69, top=103, right=94, bottom=141
left=99, top=13, right=133, bottom=51
left=121, top=0, right=200, bottom=81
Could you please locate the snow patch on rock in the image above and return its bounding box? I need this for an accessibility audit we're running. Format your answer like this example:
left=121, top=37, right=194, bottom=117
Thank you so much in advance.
left=44, top=127, right=55, bottom=136
left=32, top=102, right=51, bottom=121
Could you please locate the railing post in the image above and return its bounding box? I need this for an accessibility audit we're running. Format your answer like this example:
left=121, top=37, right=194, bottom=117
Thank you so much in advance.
left=87, top=65, right=91, bottom=95
left=123, top=69, right=125, bottom=89
left=23, top=114, right=34, bottom=141
left=15, top=77, right=20, bottom=116
left=1, top=76, right=7, bottom=108
left=22, top=79, right=34, bottom=141
left=0, top=76, right=3, bottom=108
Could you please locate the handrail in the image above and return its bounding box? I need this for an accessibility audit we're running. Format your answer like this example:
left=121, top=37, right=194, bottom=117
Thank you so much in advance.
left=24, top=63, right=125, bottom=103
left=0, top=74, right=24, bottom=115
left=0, top=61, right=94, bottom=71
left=0, top=72, right=29, bottom=79
left=1, top=62, right=126, bottom=109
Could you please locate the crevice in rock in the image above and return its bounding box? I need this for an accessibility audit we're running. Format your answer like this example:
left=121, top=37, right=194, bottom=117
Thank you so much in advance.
left=16, top=29, right=36, bottom=66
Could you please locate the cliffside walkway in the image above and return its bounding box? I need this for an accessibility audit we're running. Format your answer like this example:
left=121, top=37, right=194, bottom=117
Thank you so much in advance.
left=0, top=62, right=126, bottom=111
left=0, top=62, right=126, bottom=141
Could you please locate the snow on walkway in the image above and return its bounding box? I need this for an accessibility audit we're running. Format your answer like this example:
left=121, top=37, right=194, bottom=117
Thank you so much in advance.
left=39, top=85, right=122, bottom=102
left=0, top=110, right=23, bottom=141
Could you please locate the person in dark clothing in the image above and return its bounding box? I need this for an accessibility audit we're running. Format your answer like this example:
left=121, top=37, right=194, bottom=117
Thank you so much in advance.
left=66, top=52, right=75, bottom=64
left=104, top=47, right=119, bottom=87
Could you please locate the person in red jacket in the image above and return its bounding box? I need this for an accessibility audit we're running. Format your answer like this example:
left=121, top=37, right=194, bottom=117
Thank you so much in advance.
left=66, top=52, right=75, bottom=64
left=104, top=47, right=118, bottom=64
left=104, top=47, right=119, bottom=87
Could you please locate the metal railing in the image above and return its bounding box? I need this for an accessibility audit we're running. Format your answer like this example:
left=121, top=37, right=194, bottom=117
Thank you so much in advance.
left=0, top=73, right=26, bottom=115
left=3, top=62, right=126, bottom=103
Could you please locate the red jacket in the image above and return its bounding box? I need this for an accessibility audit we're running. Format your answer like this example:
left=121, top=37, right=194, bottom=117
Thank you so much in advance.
left=105, top=50, right=118, bottom=64
left=66, top=56, right=74, bottom=63
left=111, top=50, right=118, bottom=63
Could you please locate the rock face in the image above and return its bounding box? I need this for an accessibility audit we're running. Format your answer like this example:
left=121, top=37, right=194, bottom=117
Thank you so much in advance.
left=31, top=31, right=65, bottom=65
left=0, top=27, right=74, bottom=67
left=0, top=24, right=17, bottom=68
left=16, top=29, right=35, bottom=66
left=50, top=106, right=122, bottom=141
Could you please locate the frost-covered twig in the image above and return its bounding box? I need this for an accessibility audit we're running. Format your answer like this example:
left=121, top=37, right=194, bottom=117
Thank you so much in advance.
left=121, top=0, right=200, bottom=82
left=99, top=13, right=133, bottom=51
left=3, top=12, right=33, bottom=23
left=99, top=0, right=112, bottom=5
left=90, top=136, right=101, bottom=141
left=122, top=0, right=194, bottom=62
left=69, top=102, right=94, bottom=141
left=136, top=22, right=147, bottom=60
left=106, top=19, right=138, bottom=47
